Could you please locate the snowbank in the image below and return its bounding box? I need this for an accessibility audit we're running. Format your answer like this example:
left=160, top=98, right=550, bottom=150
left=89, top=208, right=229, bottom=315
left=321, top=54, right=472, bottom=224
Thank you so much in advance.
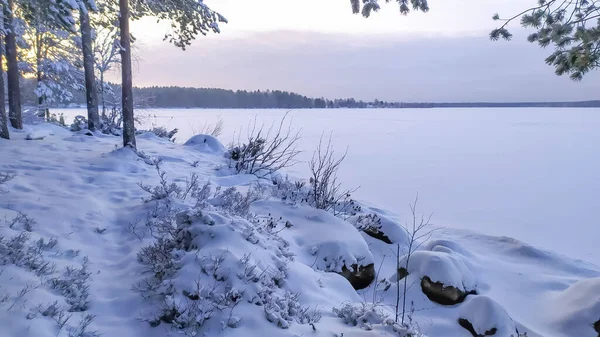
left=400, top=241, right=477, bottom=291
left=183, top=134, right=226, bottom=154
left=458, top=296, right=517, bottom=337
left=547, top=277, right=600, bottom=337
left=0, top=122, right=599, bottom=337
left=251, top=201, right=374, bottom=276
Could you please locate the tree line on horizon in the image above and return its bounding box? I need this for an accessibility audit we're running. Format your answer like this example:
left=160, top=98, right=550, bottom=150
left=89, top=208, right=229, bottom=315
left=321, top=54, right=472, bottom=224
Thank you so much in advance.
left=1, top=0, right=599, bottom=145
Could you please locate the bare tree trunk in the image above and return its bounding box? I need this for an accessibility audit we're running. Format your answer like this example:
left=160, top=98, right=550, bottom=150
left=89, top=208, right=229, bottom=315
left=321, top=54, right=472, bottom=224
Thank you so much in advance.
left=119, top=0, right=135, bottom=149
left=100, top=72, right=106, bottom=118
left=80, top=7, right=99, bottom=131
left=4, top=0, right=22, bottom=129
left=0, top=23, right=8, bottom=140
left=36, top=69, right=47, bottom=119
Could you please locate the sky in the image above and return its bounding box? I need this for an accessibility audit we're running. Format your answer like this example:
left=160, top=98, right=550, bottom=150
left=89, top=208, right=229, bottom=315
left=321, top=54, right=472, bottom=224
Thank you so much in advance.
left=124, top=0, right=600, bottom=102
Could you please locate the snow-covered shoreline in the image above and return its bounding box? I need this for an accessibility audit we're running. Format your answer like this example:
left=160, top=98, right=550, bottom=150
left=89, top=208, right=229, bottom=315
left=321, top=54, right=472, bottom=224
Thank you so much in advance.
left=0, top=122, right=599, bottom=337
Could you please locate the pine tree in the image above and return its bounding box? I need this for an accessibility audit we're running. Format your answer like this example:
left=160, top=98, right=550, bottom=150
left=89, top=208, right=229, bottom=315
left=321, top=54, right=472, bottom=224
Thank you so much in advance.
left=21, top=2, right=84, bottom=119
left=491, top=1, right=600, bottom=80
left=79, top=0, right=100, bottom=130
left=350, top=0, right=429, bottom=18
left=3, top=0, right=79, bottom=129
left=4, top=0, right=22, bottom=129
left=0, top=13, right=8, bottom=140
left=119, top=0, right=227, bottom=149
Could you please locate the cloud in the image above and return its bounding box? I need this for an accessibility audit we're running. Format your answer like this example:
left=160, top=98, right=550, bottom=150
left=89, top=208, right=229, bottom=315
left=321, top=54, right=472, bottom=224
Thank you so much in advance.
left=129, top=30, right=600, bottom=102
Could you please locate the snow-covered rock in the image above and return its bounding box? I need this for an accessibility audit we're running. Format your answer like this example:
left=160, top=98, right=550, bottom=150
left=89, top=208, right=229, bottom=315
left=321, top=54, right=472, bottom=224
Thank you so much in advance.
left=184, top=134, right=226, bottom=154
left=349, top=212, right=410, bottom=245
left=251, top=200, right=375, bottom=289
left=458, top=296, right=517, bottom=337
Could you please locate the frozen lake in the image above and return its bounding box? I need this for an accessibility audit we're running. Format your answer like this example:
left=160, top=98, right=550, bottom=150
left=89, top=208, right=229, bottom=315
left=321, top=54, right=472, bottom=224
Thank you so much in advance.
left=57, top=107, right=600, bottom=262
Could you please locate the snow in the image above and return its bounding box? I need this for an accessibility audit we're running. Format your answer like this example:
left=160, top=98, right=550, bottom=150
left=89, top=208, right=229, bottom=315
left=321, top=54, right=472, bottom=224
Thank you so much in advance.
left=1, top=118, right=599, bottom=337
left=546, top=277, right=600, bottom=337
left=458, top=296, right=517, bottom=337
left=400, top=245, right=477, bottom=290
left=55, top=107, right=600, bottom=262
left=251, top=200, right=374, bottom=273
left=183, top=134, right=226, bottom=154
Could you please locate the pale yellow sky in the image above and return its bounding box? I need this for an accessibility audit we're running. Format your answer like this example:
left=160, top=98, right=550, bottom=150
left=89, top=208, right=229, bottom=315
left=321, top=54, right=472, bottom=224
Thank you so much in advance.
left=132, top=0, right=527, bottom=44
left=125, top=0, right=600, bottom=102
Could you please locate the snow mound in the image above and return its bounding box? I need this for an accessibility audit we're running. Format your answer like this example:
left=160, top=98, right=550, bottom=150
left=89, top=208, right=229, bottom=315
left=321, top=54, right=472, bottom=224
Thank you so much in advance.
left=348, top=212, right=410, bottom=245
left=459, top=296, right=517, bottom=337
left=183, top=134, right=226, bottom=154
left=251, top=200, right=374, bottom=275
left=547, top=277, right=600, bottom=337
left=24, top=123, right=70, bottom=140
left=401, top=244, right=477, bottom=291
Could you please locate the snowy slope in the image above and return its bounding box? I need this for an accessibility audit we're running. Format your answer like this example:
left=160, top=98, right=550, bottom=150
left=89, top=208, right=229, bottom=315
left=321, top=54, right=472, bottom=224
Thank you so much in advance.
left=0, top=121, right=598, bottom=337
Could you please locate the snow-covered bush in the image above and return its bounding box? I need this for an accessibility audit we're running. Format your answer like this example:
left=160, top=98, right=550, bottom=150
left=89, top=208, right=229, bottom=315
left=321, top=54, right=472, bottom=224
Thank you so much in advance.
left=208, top=185, right=265, bottom=216
left=193, top=117, right=224, bottom=137
left=333, top=302, right=424, bottom=336
left=48, top=113, right=67, bottom=127
left=271, top=174, right=360, bottom=219
left=135, top=175, right=319, bottom=335
left=138, top=159, right=197, bottom=202
left=226, top=114, right=301, bottom=177
left=8, top=211, right=36, bottom=231
left=49, top=258, right=92, bottom=312
left=70, top=115, right=88, bottom=132
left=0, top=232, right=55, bottom=276
left=353, top=213, right=383, bottom=232
left=308, top=135, right=357, bottom=214
left=0, top=172, right=15, bottom=193
left=100, top=108, right=123, bottom=136
left=147, top=126, right=178, bottom=142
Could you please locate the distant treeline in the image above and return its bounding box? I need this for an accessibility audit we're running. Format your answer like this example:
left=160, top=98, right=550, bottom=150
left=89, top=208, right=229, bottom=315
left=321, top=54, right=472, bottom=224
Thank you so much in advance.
left=18, top=81, right=600, bottom=109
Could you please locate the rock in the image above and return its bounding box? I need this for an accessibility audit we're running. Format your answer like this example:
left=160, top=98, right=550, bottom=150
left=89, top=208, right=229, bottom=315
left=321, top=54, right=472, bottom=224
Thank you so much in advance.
left=339, top=263, right=375, bottom=290
left=458, top=318, right=497, bottom=337
left=397, top=267, right=409, bottom=281
left=363, top=226, right=392, bottom=244
left=184, top=134, right=226, bottom=154
left=594, top=319, right=600, bottom=336
left=458, top=296, right=517, bottom=337
left=421, top=275, right=476, bottom=306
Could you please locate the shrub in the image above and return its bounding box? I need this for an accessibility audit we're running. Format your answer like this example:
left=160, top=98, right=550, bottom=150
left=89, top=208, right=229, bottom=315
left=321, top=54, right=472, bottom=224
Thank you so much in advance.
left=227, top=113, right=301, bottom=177
left=0, top=172, right=15, bottom=193
left=308, top=135, right=356, bottom=213
left=50, top=258, right=92, bottom=312
left=148, top=126, right=179, bottom=142
left=70, top=115, right=88, bottom=132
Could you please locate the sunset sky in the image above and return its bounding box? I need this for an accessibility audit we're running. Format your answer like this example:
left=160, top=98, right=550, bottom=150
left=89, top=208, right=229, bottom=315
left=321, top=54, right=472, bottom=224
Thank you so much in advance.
left=126, top=0, right=600, bottom=102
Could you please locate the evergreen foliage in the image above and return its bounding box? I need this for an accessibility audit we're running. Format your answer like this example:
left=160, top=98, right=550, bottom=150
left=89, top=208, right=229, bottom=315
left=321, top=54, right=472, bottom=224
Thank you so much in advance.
left=492, top=0, right=600, bottom=80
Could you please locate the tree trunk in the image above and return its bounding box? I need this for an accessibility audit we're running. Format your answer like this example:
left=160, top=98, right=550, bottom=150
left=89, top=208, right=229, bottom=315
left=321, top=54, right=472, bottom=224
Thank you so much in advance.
left=4, top=0, right=22, bottom=129
left=0, top=23, right=8, bottom=140
left=100, top=72, right=106, bottom=118
left=120, top=0, right=135, bottom=149
left=80, top=7, right=99, bottom=131
left=36, top=69, right=46, bottom=119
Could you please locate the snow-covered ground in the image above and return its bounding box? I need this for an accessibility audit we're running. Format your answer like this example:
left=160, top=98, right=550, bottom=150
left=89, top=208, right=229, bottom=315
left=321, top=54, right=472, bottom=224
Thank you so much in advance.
left=1, top=117, right=599, bottom=337
left=56, top=107, right=600, bottom=262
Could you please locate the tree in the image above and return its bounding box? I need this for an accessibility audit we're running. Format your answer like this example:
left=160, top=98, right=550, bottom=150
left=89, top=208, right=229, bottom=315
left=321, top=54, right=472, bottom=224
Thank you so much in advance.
left=3, top=0, right=79, bottom=129
left=79, top=0, right=100, bottom=130
left=21, top=3, right=84, bottom=119
left=93, top=19, right=120, bottom=116
left=119, top=0, right=135, bottom=148
left=0, top=12, right=8, bottom=140
left=4, top=0, right=22, bottom=129
left=491, top=1, right=600, bottom=80
left=350, top=0, right=429, bottom=18
left=118, top=0, right=227, bottom=149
